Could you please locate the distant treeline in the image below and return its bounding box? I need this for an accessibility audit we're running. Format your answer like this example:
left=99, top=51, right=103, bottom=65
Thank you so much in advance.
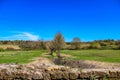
left=0, top=39, right=120, bottom=51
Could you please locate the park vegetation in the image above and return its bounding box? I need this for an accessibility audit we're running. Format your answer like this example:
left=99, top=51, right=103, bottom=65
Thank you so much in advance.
left=0, top=33, right=120, bottom=52
left=46, top=32, right=65, bottom=57
left=0, top=33, right=120, bottom=64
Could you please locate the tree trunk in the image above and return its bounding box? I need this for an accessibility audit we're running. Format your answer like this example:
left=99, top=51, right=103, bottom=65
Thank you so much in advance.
left=57, top=50, right=61, bottom=58
left=50, top=49, right=53, bottom=56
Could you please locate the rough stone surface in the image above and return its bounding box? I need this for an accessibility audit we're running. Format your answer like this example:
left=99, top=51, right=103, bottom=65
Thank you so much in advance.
left=0, top=64, right=120, bottom=79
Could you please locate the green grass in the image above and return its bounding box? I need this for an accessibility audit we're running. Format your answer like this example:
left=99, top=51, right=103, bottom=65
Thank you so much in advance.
left=0, top=50, right=45, bottom=64
left=0, top=50, right=120, bottom=64
left=61, top=50, right=120, bottom=63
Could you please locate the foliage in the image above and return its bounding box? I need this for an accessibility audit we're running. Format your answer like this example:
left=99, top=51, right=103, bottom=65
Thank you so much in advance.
left=0, top=48, right=5, bottom=52
left=19, top=41, right=46, bottom=50
left=71, top=37, right=81, bottom=50
left=53, top=32, right=65, bottom=57
left=89, top=75, right=97, bottom=80
left=90, top=42, right=101, bottom=49
left=0, top=39, right=120, bottom=50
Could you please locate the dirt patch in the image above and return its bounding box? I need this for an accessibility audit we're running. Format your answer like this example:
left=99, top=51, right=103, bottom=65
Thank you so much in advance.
left=28, top=57, right=54, bottom=66
left=61, top=54, right=76, bottom=58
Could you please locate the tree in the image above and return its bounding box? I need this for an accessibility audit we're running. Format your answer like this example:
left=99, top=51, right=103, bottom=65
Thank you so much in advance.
left=71, top=37, right=81, bottom=50
left=39, top=41, right=46, bottom=50
left=46, top=41, right=55, bottom=56
left=53, top=32, right=65, bottom=58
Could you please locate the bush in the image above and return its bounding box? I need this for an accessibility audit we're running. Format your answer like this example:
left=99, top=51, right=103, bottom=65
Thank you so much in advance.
left=90, top=42, right=101, bottom=49
left=0, top=48, right=5, bottom=52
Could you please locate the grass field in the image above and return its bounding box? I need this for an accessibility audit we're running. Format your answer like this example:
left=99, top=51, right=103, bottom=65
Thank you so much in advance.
left=0, top=50, right=45, bottom=64
left=62, top=50, right=120, bottom=63
left=0, top=50, right=120, bottom=64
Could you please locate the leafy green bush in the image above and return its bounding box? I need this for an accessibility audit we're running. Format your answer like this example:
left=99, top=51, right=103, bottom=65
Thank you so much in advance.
left=90, top=42, right=101, bottom=49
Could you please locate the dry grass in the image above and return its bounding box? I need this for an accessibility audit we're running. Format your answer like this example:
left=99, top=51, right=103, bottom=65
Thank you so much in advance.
left=80, top=60, right=120, bottom=69
left=0, top=45, right=20, bottom=50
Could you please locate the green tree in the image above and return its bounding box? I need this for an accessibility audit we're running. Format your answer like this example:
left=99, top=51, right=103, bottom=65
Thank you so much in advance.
left=53, top=32, right=65, bottom=58
left=91, top=42, right=101, bottom=49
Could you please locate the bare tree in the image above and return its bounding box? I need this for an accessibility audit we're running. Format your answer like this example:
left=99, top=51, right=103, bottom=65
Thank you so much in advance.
left=53, top=32, right=65, bottom=58
left=46, top=41, right=55, bottom=56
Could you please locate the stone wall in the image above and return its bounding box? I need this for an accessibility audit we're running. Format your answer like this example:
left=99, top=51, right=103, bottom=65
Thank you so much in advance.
left=0, top=64, right=120, bottom=80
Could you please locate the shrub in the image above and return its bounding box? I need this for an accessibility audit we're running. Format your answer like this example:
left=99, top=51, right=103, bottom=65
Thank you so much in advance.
left=90, top=42, right=101, bottom=49
left=0, top=48, right=5, bottom=52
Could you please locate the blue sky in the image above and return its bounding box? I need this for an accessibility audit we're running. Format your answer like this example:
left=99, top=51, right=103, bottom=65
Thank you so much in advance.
left=0, top=0, right=120, bottom=42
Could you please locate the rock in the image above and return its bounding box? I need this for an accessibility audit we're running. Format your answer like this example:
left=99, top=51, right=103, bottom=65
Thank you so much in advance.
left=117, top=71, right=120, bottom=78
left=50, top=71, right=56, bottom=79
left=109, top=70, right=117, bottom=78
left=69, top=69, right=79, bottom=79
left=93, top=71, right=107, bottom=78
left=63, top=71, right=69, bottom=80
left=56, top=71, right=63, bottom=79
left=43, top=73, right=51, bottom=80
left=32, top=72, right=43, bottom=79
left=79, top=71, right=91, bottom=78
left=0, top=63, right=120, bottom=79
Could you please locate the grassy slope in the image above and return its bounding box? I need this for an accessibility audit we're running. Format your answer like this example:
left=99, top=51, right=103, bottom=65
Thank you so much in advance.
left=0, top=50, right=45, bottom=64
left=62, top=50, right=120, bottom=63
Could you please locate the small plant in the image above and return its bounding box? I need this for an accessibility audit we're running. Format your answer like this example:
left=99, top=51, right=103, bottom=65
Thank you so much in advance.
left=103, top=75, right=108, bottom=80
left=89, top=75, right=97, bottom=80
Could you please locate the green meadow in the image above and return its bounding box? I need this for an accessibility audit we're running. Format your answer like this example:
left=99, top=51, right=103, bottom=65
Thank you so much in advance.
left=62, top=50, right=120, bottom=63
left=0, top=50, right=45, bottom=64
left=0, top=50, right=120, bottom=64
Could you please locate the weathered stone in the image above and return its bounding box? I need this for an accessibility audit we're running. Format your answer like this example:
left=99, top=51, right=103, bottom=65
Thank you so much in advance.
left=50, top=71, right=56, bottom=79
left=79, top=72, right=92, bottom=78
left=63, top=71, right=69, bottom=80
left=69, top=72, right=78, bottom=79
left=60, top=66, right=70, bottom=71
left=56, top=71, right=63, bottom=79
left=117, top=71, right=120, bottom=78
left=43, top=72, right=51, bottom=80
left=109, top=71, right=117, bottom=78
left=0, top=63, right=120, bottom=79
left=93, top=71, right=107, bottom=78
left=32, top=72, right=43, bottom=79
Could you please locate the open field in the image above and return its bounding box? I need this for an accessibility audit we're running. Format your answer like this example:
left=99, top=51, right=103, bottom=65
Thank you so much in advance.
left=0, top=50, right=120, bottom=64
left=62, top=50, right=120, bottom=63
left=0, top=50, right=45, bottom=64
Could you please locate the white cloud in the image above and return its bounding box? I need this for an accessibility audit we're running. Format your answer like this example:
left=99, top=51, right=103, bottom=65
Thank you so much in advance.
left=0, top=32, right=39, bottom=41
